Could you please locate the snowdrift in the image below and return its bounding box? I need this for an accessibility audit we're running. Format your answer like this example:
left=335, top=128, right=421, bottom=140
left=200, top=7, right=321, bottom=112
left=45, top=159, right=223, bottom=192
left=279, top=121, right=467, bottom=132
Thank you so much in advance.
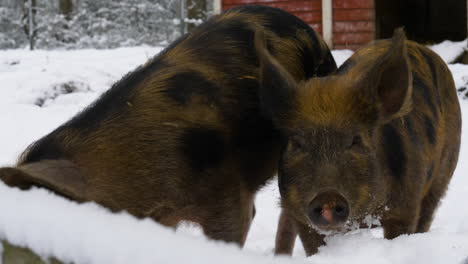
left=0, top=182, right=300, bottom=264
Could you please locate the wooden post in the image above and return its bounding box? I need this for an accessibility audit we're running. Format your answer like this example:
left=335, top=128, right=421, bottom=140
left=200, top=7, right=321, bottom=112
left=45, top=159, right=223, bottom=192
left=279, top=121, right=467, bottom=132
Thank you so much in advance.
left=322, top=0, right=333, bottom=48
left=213, top=0, right=222, bottom=14
left=186, top=0, right=207, bottom=32
left=28, top=0, right=34, bottom=50
left=58, top=0, right=73, bottom=20
left=180, top=0, right=187, bottom=35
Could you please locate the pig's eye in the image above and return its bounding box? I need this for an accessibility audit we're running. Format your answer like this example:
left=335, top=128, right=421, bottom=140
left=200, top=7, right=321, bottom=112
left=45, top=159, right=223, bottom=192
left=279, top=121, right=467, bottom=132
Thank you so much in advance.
left=287, top=137, right=305, bottom=152
left=347, top=135, right=362, bottom=148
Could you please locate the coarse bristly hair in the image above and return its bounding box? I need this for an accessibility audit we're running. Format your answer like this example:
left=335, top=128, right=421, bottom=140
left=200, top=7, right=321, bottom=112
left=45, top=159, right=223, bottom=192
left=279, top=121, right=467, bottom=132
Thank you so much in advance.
left=0, top=5, right=338, bottom=248
left=261, top=27, right=461, bottom=256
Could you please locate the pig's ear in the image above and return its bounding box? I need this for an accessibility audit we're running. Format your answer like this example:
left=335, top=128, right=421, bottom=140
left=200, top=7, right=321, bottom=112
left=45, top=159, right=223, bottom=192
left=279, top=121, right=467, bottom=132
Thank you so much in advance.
left=359, top=28, right=412, bottom=121
left=255, top=30, right=298, bottom=126
left=0, top=160, right=87, bottom=202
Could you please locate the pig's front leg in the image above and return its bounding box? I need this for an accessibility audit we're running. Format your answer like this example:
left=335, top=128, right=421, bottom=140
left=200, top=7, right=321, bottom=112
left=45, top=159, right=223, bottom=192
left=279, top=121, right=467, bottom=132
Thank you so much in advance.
left=296, top=220, right=325, bottom=256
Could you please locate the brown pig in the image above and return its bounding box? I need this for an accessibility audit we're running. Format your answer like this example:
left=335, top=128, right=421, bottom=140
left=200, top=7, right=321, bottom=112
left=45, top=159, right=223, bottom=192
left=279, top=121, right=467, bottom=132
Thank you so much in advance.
left=0, top=5, right=337, bottom=246
left=255, top=28, right=461, bottom=255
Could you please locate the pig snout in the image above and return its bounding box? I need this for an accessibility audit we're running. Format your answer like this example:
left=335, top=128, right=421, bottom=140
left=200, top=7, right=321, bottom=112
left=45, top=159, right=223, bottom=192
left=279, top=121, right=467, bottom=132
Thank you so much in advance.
left=309, top=191, right=349, bottom=229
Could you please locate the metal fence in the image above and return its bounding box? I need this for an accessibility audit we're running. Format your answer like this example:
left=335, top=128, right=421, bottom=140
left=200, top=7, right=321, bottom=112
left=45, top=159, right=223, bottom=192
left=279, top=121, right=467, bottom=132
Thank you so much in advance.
left=0, top=0, right=212, bottom=50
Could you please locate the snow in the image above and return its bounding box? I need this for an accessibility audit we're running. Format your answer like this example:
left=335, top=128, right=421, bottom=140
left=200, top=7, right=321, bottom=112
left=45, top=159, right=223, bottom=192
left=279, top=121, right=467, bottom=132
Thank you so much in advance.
left=0, top=182, right=298, bottom=264
left=430, top=39, right=467, bottom=63
left=0, top=44, right=468, bottom=263
left=331, top=49, right=353, bottom=67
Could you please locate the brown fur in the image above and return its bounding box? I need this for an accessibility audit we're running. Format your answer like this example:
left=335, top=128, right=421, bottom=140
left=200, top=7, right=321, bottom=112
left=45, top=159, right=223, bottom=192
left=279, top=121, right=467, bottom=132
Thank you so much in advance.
left=256, top=28, right=461, bottom=255
left=0, top=5, right=337, bottom=247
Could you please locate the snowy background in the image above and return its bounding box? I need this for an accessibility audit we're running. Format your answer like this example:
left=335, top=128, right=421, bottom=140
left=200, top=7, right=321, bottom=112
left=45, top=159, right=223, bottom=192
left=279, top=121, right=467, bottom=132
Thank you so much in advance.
left=0, top=41, right=468, bottom=263
left=0, top=0, right=210, bottom=50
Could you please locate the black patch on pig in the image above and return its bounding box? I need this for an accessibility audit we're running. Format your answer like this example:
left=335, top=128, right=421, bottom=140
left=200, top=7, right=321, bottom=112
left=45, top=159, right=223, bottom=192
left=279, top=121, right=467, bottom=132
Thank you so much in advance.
left=421, top=50, right=442, bottom=108
left=427, top=163, right=434, bottom=180
left=231, top=5, right=312, bottom=38
left=413, top=73, right=438, bottom=120
left=404, top=116, right=419, bottom=145
left=232, top=112, right=281, bottom=187
left=424, top=115, right=436, bottom=145
left=21, top=135, right=65, bottom=163
left=180, top=127, right=225, bottom=172
left=278, top=139, right=293, bottom=195
left=232, top=114, right=276, bottom=154
left=165, top=71, right=220, bottom=105
left=382, top=124, right=407, bottom=180
left=421, top=50, right=438, bottom=87
left=228, top=5, right=336, bottom=78
left=181, top=18, right=257, bottom=75
left=315, top=51, right=338, bottom=77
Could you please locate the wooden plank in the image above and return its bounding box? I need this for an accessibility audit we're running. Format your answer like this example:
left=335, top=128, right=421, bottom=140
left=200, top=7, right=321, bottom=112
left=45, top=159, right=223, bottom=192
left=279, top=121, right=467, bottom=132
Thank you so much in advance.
left=334, top=44, right=362, bottom=50
left=333, top=0, right=374, bottom=9
left=333, top=32, right=374, bottom=45
left=333, top=8, right=374, bottom=21
left=334, top=21, right=374, bottom=32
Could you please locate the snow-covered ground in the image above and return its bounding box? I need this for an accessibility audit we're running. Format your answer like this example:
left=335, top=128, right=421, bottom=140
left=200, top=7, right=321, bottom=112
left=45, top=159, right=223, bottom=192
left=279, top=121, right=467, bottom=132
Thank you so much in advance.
left=0, top=43, right=468, bottom=263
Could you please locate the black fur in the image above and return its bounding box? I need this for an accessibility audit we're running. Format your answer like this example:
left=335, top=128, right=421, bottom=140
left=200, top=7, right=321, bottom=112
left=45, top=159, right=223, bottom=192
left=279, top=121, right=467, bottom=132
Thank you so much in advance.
left=233, top=113, right=282, bottom=188
left=278, top=138, right=293, bottom=196
left=187, top=18, right=257, bottom=74
left=232, top=5, right=313, bottom=39
left=427, top=163, right=434, bottom=180
left=233, top=114, right=276, bottom=147
left=404, top=116, right=419, bottom=145
left=21, top=135, right=65, bottom=163
left=180, top=127, right=225, bottom=172
left=314, top=51, right=338, bottom=77
left=420, top=50, right=442, bottom=109
left=230, top=5, right=335, bottom=79
left=259, top=55, right=297, bottom=122
left=382, top=124, right=407, bottom=179
left=420, top=50, right=438, bottom=90
left=413, top=73, right=438, bottom=120
left=165, top=71, right=220, bottom=105
left=424, top=115, right=436, bottom=145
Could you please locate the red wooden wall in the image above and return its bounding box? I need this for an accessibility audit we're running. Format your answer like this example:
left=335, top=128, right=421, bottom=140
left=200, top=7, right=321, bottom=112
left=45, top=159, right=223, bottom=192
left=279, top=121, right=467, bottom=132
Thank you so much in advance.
left=333, top=0, right=374, bottom=50
left=221, top=0, right=375, bottom=50
left=222, top=0, right=323, bottom=33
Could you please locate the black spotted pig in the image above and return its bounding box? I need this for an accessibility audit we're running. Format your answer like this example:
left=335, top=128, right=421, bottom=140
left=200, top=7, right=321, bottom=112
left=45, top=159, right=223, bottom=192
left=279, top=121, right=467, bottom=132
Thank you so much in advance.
left=255, top=28, right=461, bottom=255
left=0, top=5, right=337, bottom=246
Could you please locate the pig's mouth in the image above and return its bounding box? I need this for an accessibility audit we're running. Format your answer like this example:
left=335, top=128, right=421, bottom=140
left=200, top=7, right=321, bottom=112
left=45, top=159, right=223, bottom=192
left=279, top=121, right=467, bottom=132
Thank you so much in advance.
left=309, top=223, right=347, bottom=235
left=308, top=213, right=382, bottom=235
left=309, top=215, right=351, bottom=232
